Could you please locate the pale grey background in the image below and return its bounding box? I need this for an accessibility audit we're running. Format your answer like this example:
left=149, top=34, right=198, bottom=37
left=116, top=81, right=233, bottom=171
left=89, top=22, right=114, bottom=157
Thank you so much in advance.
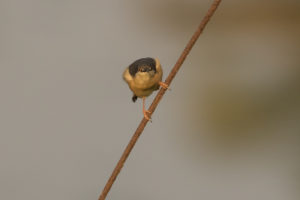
left=1, top=0, right=299, bottom=200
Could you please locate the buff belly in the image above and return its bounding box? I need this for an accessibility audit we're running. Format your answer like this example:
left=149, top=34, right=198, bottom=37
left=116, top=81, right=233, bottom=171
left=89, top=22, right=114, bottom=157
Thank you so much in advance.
left=128, top=71, right=161, bottom=97
left=130, top=83, right=160, bottom=97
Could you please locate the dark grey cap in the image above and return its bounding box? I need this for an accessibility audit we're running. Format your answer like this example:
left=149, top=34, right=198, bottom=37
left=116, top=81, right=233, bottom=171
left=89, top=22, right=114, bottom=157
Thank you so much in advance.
left=128, top=57, right=156, bottom=76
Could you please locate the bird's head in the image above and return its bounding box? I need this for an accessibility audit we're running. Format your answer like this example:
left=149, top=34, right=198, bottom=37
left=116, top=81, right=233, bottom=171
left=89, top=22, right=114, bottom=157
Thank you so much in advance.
left=128, top=57, right=157, bottom=78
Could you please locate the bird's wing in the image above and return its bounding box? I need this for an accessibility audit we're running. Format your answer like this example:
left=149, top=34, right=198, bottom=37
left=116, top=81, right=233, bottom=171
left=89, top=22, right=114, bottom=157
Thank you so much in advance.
left=123, top=68, right=133, bottom=83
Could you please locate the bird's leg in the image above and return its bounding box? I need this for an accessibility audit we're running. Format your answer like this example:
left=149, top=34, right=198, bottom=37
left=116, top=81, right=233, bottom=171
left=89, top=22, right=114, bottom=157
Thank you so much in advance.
left=159, top=81, right=170, bottom=90
left=142, top=97, right=151, bottom=121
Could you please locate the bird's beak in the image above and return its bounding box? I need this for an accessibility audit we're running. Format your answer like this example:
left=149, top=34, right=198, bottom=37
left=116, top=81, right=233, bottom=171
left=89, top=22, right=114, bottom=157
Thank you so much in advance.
left=139, top=66, right=148, bottom=72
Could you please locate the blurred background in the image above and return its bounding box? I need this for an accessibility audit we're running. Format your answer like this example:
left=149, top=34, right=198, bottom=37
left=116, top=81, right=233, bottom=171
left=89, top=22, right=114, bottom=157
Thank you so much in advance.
left=1, top=0, right=299, bottom=199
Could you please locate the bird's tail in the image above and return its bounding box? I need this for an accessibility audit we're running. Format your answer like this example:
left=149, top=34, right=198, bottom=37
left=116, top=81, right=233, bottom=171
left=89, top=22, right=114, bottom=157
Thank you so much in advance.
left=132, top=95, right=137, bottom=102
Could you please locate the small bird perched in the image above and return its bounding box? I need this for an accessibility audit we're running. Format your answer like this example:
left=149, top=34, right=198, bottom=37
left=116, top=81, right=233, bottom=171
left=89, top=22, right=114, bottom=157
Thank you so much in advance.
left=123, top=57, right=168, bottom=121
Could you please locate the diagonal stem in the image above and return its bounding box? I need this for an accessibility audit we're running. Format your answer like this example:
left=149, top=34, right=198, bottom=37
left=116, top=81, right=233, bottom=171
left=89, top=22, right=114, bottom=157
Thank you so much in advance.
left=98, top=1, right=222, bottom=199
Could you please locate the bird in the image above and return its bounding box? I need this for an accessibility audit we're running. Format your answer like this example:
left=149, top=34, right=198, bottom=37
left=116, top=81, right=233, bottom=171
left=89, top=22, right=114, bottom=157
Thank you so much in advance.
left=123, top=57, right=168, bottom=121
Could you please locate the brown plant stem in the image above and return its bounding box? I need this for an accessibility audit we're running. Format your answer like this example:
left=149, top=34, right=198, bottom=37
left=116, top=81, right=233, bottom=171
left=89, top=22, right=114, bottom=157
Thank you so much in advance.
left=98, top=0, right=222, bottom=199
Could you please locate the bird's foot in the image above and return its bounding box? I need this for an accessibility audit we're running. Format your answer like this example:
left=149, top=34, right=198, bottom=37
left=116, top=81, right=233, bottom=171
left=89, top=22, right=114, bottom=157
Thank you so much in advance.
left=143, top=110, right=152, bottom=122
left=159, top=82, right=170, bottom=90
